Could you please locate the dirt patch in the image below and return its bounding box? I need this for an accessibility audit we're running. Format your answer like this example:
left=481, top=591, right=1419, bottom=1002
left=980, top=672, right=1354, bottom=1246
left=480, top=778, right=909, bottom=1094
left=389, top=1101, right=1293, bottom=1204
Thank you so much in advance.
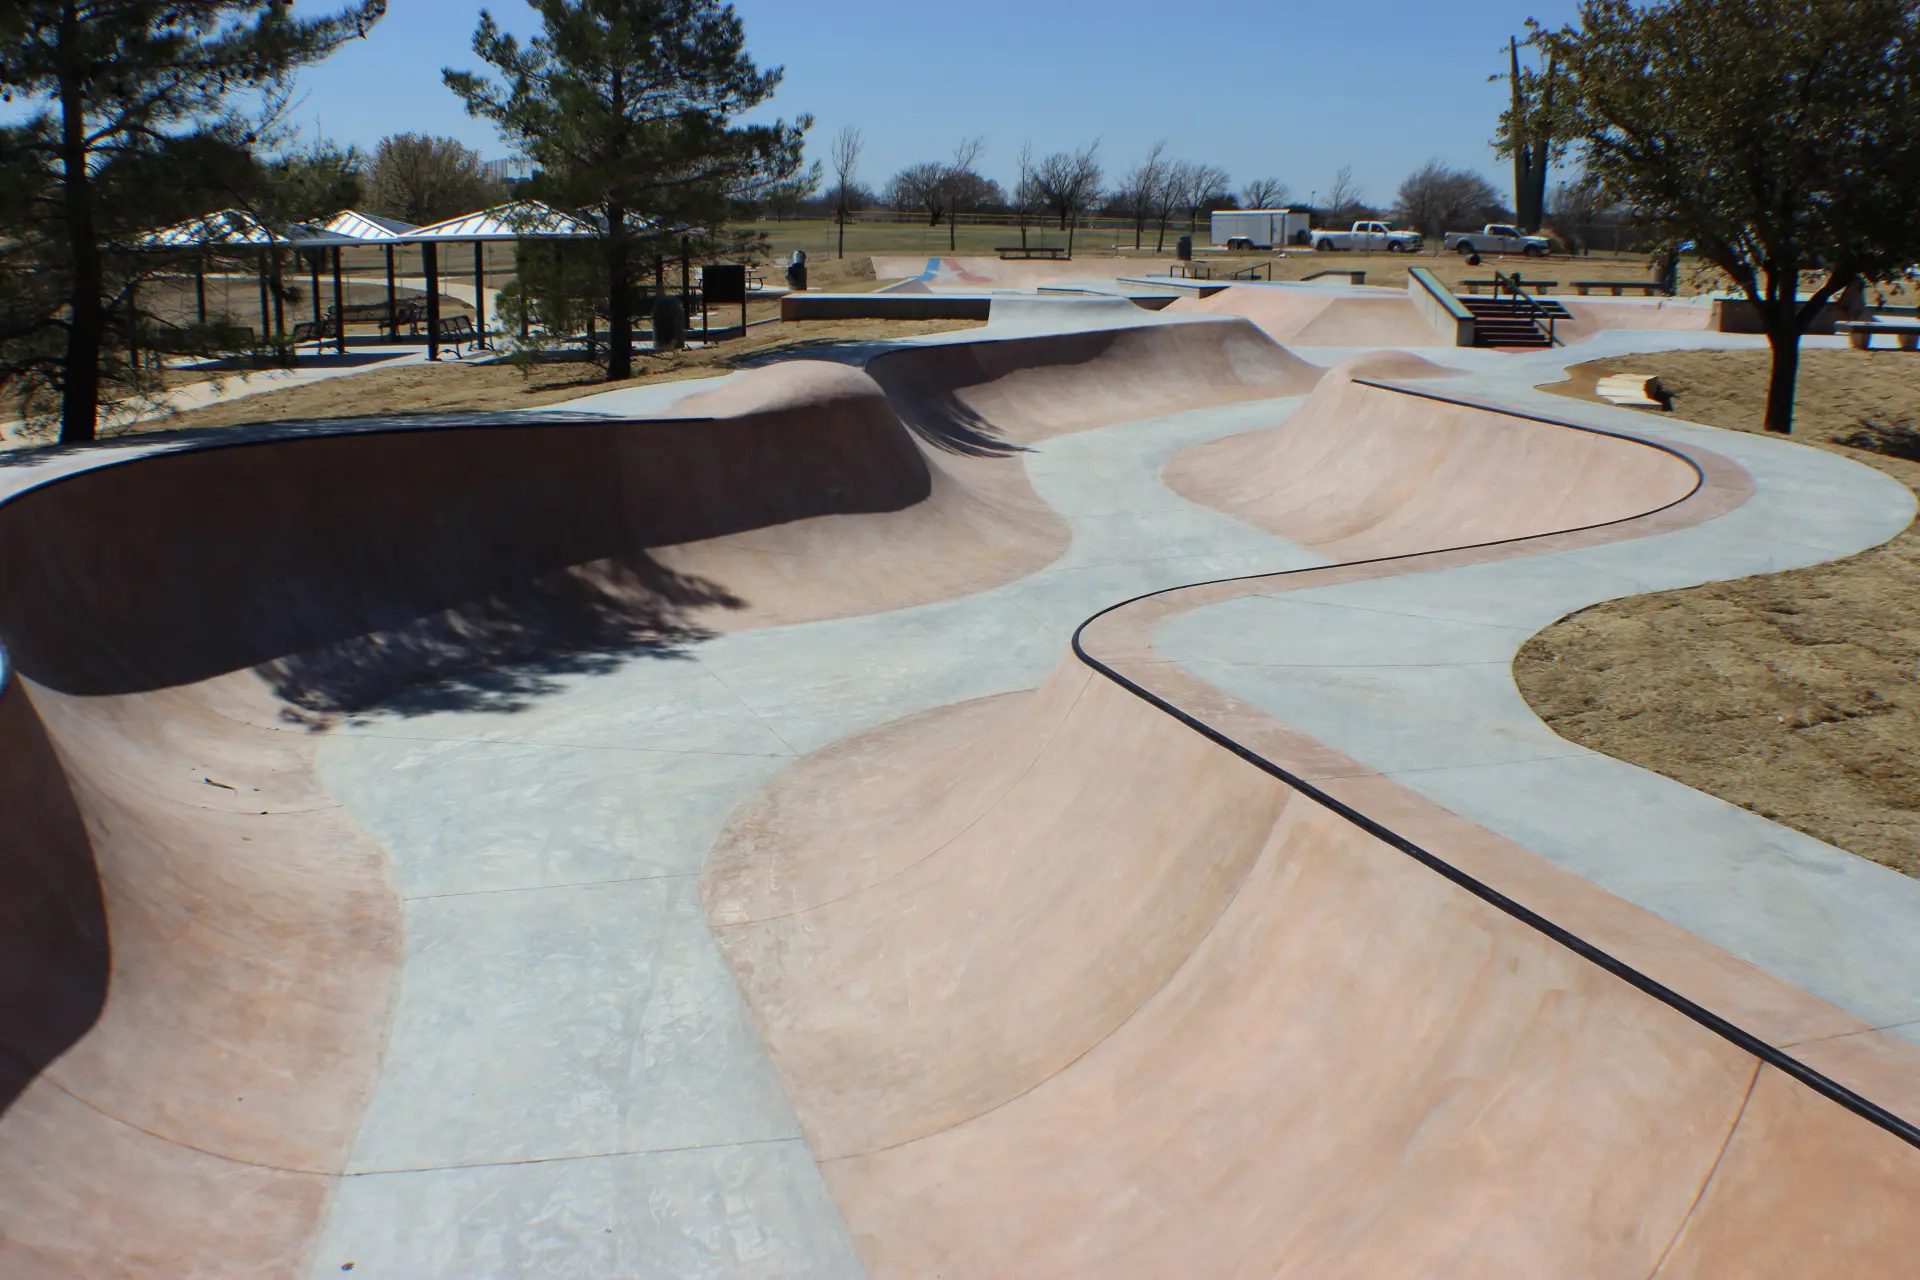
left=131, top=317, right=983, bottom=433
left=1526, top=349, right=1920, bottom=875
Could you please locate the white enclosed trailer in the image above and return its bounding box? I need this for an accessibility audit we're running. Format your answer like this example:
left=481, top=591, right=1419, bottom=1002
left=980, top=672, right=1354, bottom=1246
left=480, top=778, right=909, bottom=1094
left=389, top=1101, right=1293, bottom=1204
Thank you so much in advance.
left=1210, top=209, right=1312, bottom=250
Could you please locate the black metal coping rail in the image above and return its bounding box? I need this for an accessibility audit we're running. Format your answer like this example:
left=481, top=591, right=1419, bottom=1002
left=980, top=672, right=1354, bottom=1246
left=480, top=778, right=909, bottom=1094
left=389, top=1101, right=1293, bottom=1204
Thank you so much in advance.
left=1070, top=379, right=1920, bottom=1152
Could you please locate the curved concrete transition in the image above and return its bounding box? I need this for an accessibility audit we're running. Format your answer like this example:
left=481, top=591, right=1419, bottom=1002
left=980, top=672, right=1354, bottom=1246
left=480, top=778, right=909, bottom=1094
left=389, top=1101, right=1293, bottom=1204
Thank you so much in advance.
left=1, top=297, right=1917, bottom=1277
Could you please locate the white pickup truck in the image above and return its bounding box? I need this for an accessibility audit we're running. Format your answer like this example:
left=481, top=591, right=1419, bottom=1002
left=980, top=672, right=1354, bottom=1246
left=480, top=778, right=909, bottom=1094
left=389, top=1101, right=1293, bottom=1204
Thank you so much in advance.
left=1443, top=224, right=1552, bottom=257
left=1309, top=220, right=1424, bottom=253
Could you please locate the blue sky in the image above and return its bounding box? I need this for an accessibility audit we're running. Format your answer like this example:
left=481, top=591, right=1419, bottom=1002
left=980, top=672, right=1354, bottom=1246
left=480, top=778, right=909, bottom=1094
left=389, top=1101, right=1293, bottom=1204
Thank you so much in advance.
left=287, top=0, right=1585, bottom=206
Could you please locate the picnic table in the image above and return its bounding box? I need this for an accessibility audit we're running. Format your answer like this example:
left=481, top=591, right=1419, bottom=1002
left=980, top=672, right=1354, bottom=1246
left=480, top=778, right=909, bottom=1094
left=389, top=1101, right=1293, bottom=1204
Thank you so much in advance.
left=1461, top=278, right=1558, bottom=294
left=1572, top=280, right=1671, bottom=297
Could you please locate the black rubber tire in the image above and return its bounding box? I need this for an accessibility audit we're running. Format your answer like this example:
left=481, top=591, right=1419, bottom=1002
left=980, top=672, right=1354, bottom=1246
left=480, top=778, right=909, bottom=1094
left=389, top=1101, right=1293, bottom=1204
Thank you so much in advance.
left=1457, top=241, right=1477, bottom=255
left=1525, top=244, right=1547, bottom=258
left=1387, top=242, right=1404, bottom=254
left=1314, top=239, right=1333, bottom=252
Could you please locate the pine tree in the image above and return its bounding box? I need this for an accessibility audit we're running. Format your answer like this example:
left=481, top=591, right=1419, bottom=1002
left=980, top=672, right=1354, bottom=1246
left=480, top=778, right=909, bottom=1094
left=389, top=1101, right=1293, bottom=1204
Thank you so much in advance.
left=0, top=2, right=384, bottom=444
left=445, top=0, right=808, bottom=381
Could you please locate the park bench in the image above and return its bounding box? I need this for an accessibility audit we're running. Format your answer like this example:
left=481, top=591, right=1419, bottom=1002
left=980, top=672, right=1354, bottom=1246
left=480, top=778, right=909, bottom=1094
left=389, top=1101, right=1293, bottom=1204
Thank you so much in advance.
left=431, top=314, right=481, bottom=355
left=376, top=301, right=427, bottom=339
left=1837, top=320, right=1920, bottom=351
left=1572, top=280, right=1671, bottom=296
left=996, top=246, right=1071, bottom=260
left=1461, top=278, right=1558, bottom=294
left=289, top=316, right=338, bottom=347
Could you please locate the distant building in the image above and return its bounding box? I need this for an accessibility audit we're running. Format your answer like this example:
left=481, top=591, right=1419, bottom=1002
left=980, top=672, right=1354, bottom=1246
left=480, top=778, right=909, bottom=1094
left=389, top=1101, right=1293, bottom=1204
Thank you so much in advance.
left=483, top=157, right=536, bottom=184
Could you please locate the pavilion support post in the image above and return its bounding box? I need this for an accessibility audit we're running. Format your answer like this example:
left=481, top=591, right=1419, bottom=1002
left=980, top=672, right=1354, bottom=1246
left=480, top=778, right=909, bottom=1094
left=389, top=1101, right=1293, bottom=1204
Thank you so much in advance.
left=679, top=237, right=691, bottom=313
left=384, top=244, right=397, bottom=342
left=308, top=250, right=323, bottom=349
left=127, top=278, right=139, bottom=373
left=473, top=241, right=487, bottom=350
left=331, top=247, right=347, bottom=355
left=423, top=241, right=441, bottom=362
left=195, top=250, right=208, bottom=327
left=519, top=243, right=530, bottom=342
left=257, top=249, right=271, bottom=356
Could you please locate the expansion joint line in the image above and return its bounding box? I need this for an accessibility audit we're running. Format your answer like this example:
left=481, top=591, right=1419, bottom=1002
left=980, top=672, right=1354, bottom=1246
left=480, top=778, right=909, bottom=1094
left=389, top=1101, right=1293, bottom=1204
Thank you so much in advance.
left=1069, top=381, right=1920, bottom=1155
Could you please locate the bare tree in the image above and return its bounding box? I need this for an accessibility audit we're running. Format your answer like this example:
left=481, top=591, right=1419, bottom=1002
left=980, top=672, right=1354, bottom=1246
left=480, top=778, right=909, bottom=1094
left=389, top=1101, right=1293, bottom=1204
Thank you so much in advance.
left=1323, top=165, right=1367, bottom=227
left=1119, top=142, right=1171, bottom=250
left=939, top=136, right=986, bottom=251
left=830, top=126, right=862, bottom=259
left=1394, top=159, right=1500, bottom=241
left=1032, top=143, right=1103, bottom=256
left=1546, top=170, right=1608, bottom=255
left=1240, top=176, right=1291, bottom=209
left=885, top=161, right=950, bottom=226
left=1151, top=159, right=1191, bottom=251
left=1181, top=163, right=1232, bottom=233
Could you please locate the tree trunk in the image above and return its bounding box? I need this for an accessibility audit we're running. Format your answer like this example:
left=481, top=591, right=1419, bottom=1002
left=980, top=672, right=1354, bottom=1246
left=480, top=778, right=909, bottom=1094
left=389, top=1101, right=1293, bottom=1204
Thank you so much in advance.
left=1762, top=324, right=1800, bottom=434
left=58, top=69, right=102, bottom=444
left=1761, top=277, right=1802, bottom=434
left=606, top=202, right=632, bottom=380
left=837, top=208, right=846, bottom=259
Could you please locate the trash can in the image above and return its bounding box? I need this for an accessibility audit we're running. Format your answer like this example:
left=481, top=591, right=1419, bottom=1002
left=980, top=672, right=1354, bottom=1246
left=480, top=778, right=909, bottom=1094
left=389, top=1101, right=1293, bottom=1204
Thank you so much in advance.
left=1176, top=234, right=1193, bottom=262
left=786, top=249, right=808, bottom=292
left=651, top=294, right=686, bottom=351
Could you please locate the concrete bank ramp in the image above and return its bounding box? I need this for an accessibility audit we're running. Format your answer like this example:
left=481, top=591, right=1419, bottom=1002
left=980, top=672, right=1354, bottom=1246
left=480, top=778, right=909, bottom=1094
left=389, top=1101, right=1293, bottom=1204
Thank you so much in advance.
left=705, top=650, right=1920, bottom=1276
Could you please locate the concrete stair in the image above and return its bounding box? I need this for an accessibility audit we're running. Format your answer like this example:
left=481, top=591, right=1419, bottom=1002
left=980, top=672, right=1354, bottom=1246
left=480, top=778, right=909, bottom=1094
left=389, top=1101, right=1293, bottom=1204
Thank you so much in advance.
left=1462, top=296, right=1570, bottom=348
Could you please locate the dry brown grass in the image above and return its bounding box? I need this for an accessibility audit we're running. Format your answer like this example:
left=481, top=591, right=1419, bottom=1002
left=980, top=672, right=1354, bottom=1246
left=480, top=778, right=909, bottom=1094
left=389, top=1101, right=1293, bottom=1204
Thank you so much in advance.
left=1527, top=349, right=1920, bottom=875
left=135, top=316, right=981, bottom=433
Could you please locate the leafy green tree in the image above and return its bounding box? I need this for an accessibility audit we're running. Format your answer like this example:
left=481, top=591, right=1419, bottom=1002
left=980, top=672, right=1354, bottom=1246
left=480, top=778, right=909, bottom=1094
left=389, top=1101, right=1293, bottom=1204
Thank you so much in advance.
left=364, top=133, right=503, bottom=227
left=0, top=2, right=384, bottom=443
left=1535, top=0, right=1920, bottom=433
left=446, top=0, right=809, bottom=381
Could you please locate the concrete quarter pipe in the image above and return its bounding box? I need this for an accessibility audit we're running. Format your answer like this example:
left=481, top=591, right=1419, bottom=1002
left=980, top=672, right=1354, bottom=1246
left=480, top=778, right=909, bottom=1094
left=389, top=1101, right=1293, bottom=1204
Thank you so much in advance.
left=1, top=301, right=1916, bottom=1276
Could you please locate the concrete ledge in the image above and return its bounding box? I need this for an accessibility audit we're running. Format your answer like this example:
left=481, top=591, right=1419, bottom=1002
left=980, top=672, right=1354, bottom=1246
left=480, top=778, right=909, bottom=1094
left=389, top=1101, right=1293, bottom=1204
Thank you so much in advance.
left=781, top=293, right=992, bottom=321
left=1406, top=267, right=1476, bottom=347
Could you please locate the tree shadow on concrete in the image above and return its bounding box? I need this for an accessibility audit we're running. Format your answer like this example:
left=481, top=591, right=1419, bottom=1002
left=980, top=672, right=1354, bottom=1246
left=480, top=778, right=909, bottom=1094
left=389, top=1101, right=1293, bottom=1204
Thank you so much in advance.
left=261, top=555, right=745, bottom=726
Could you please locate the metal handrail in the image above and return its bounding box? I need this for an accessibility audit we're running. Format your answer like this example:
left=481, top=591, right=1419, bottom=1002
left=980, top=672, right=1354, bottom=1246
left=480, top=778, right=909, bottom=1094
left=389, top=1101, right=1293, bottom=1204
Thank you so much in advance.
left=1493, top=270, right=1561, bottom=346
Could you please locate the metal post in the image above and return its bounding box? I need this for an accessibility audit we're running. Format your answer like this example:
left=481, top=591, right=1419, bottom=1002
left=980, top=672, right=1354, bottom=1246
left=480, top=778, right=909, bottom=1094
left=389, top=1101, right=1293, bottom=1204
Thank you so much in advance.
left=308, top=250, right=323, bottom=348
left=127, top=278, right=139, bottom=372
left=331, top=246, right=347, bottom=356
left=195, top=250, right=208, bottom=327
left=257, top=249, right=271, bottom=355
left=423, top=241, right=441, bottom=361
left=679, top=237, right=691, bottom=311
left=473, top=241, right=487, bottom=350
left=385, top=244, right=397, bottom=343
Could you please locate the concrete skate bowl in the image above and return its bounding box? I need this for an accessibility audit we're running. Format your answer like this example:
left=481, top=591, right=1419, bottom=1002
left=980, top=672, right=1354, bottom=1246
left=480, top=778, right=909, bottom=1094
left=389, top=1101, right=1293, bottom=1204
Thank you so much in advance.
left=704, top=368, right=1920, bottom=1273
left=0, top=316, right=1321, bottom=1275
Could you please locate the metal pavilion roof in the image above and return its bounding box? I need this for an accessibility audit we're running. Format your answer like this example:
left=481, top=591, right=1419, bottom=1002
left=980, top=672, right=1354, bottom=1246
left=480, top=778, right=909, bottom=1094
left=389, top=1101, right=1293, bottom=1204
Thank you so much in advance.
left=136, top=209, right=363, bottom=249
left=398, top=200, right=602, bottom=242
left=320, top=210, right=418, bottom=240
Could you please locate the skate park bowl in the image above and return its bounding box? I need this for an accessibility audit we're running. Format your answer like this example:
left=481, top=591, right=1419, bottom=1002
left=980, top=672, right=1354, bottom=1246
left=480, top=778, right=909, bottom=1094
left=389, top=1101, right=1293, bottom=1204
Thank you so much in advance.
left=2, top=297, right=1919, bottom=1277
